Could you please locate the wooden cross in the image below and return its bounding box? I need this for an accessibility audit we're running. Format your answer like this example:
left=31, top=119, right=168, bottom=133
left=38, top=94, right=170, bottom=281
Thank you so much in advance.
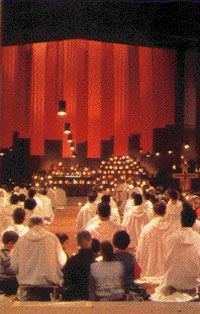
left=172, top=160, right=199, bottom=191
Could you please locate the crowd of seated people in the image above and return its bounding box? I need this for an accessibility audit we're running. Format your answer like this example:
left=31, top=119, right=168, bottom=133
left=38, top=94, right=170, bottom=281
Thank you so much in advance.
left=0, top=182, right=200, bottom=302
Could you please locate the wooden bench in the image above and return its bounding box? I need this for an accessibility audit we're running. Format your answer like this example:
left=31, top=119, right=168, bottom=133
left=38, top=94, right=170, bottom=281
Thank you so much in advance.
left=19, top=285, right=59, bottom=301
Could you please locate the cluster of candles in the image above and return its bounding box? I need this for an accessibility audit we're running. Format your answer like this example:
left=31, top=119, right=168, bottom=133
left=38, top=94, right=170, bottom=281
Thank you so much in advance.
left=32, top=156, right=149, bottom=190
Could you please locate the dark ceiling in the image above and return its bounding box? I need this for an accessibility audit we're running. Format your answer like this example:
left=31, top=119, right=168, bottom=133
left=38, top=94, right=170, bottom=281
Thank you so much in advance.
left=2, top=1, right=200, bottom=50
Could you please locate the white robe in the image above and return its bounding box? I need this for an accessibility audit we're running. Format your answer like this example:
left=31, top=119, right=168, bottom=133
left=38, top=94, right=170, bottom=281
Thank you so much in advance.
left=86, top=216, right=122, bottom=242
left=159, top=228, right=200, bottom=291
left=54, top=188, right=67, bottom=209
left=36, top=194, right=55, bottom=221
left=2, top=224, right=29, bottom=237
left=136, top=216, right=175, bottom=282
left=122, top=204, right=149, bottom=248
left=10, top=225, right=66, bottom=286
left=76, top=201, right=97, bottom=230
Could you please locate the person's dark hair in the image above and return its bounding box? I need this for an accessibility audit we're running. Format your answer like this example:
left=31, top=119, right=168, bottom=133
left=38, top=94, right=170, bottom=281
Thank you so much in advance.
left=133, top=193, right=143, bottom=205
left=88, top=192, right=97, bottom=203
left=40, top=189, right=47, bottom=196
left=2, top=231, right=19, bottom=244
left=101, top=194, right=111, bottom=204
left=97, top=202, right=111, bottom=218
left=28, top=189, right=36, bottom=198
left=77, top=230, right=91, bottom=246
left=29, top=216, right=43, bottom=227
left=13, top=208, right=25, bottom=224
left=56, top=233, right=69, bottom=244
left=153, top=201, right=166, bottom=216
left=131, top=192, right=136, bottom=199
left=91, top=238, right=100, bottom=254
left=101, top=241, right=114, bottom=261
left=18, top=193, right=26, bottom=202
left=143, top=190, right=152, bottom=201
left=113, top=230, right=130, bottom=249
left=24, top=198, right=37, bottom=211
left=181, top=202, right=196, bottom=227
left=10, top=194, right=19, bottom=204
left=168, top=189, right=179, bottom=201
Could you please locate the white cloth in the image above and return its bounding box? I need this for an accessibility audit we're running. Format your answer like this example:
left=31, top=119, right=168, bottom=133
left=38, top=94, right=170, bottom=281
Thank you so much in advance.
left=10, top=225, right=66, bottom=286
left=140, top=200, right=154, bottom=221
left=160, top=228, right=200, bottom=291
left=136, top=216, right=174, bottom=281
left=122, top=204, right=149, bottom=248
left=86, top=216, right=122, bottom=242
left=76, top=202, right=97, bottom=230
left=2, top=224, right=29, bottom=237
left=47, top=188, right=57, bottom=207
left=123, top=198, right=134, bottom=218
left=36, top=194, right=55, bottom=221
left=2, top=204, right=19, bottom=230
left=54, top=188, right=67, bottom=209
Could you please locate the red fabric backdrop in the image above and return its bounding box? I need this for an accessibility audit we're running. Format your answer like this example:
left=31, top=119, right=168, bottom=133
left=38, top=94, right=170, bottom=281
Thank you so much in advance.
left=0, top=39, right=176, bottom=157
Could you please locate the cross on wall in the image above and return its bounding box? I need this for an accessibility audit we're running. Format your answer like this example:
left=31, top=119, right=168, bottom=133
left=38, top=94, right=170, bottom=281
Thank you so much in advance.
left=172, top=160, right=199, bottom=191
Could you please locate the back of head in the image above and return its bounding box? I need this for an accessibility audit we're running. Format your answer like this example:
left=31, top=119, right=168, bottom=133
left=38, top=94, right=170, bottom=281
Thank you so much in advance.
left=29, top=216, right=43, bottom=227
left=56, top=232, right=69, bottom=244
left=168, top=189, right=179, bottom=201
left=77, top=230, right=91, bottom=247
left=24, top=198, right=37, bottom=211
left=113, top=230, right=130, bottom=250
left=40, top=189, right=47, bottom=196
left=133, top=193, right=143, bottom=205
left=10, top=193, right=19, bottom=204
left=28, top=189, right=36, bottom=198
left=101, top=241, right=114, bottom=261
left=101, top=194, right=110, bottom=204
left=2, top=231, right=19, bottom=244
left=88, top=192, right=97, bottom=203
left=91, top=238, right=101, bottom=254
left=181, top=202, right=196, bottom=227
left=13, top=208, right=25, bottom=224
left=98, top=202, right=111, bottom=218
left=18, top=193, right=26, bottom=202
left=153, top=201, right=166, bottom=216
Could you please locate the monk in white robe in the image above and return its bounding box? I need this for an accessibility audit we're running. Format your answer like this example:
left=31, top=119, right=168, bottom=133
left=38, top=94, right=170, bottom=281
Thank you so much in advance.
left=122, top=193, right=149, bottom=248
left=156, top=204, right=200, bottom=298
left=54, top=186, right=67, bottom=210
left=136, top=201, right=170, bottom=282
left=77, top=193, right=98, bottom=230
left=86, top=203, right=121, bottom=243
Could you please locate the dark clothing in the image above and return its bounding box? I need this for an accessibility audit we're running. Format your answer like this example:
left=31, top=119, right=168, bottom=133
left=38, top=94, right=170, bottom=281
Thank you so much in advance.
left=114, top=251, right=135, bottom=293
left=0, top=249, right=18, bottom=295
left=62, top=248, right=95, bottom=300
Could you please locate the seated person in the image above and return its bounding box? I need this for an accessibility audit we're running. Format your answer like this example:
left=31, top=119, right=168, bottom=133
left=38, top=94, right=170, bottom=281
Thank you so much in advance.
left=113, top=230, right=149, bottom=300
left=157, top=203, right=200, bottom=297
left=2, top=208, right=29, bottom=237
left=10, top=217, right=66, bottom=301
left=0, top=231, right=19, bottom=295
left=91, top=238, right=101, bottom=260
left=89, top=241, right=126, bottom=301
left=62, top=230, right=95, bottom=300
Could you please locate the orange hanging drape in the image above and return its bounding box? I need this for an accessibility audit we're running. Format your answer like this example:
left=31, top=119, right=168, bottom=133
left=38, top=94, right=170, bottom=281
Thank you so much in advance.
left=0, top=39, right=176, bottom=156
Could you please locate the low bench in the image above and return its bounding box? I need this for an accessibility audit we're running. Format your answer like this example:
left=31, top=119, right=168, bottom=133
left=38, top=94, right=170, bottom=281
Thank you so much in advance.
left=19, top=285, right=59, bottom=300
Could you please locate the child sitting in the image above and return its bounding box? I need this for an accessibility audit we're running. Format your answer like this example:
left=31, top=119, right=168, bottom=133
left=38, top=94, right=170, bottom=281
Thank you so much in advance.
left=113, top=230, right=149, bottom=300
left=0, top=231, right=19, bottom=295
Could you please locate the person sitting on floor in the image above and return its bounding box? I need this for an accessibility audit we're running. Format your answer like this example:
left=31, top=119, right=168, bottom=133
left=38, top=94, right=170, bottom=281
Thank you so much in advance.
left=2, top=208, right=29, bottom=237
left=89, top=241, right=126, bottom=301
left=0, top=231, right=19, bottom=295
left=86, top=202, right=122, bottom=242
left=62, top=230, right=95, bottom=300
left=157, top=203, right=200, bottom=298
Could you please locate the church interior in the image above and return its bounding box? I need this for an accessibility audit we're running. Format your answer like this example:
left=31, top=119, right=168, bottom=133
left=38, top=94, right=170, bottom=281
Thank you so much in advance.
left=1, top=1, right=200, bottom=313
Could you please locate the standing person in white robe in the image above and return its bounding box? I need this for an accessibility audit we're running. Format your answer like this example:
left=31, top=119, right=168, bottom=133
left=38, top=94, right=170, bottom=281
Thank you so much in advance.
left=54, top=185, right=67, bottom=210
left=156, top=204, right=200, bottom=297
left=37, top=189, right=55, bottom=223
left=164, top=189, right=183, bottom=229
left=96, top=187, right=117, bottom=209
left=77, top=192, right=98, bottom=230
left=86, top=203, right=122, bottom=243
left=122, top=193, right=149, bottom=249
left=140, top=189, right=154, bottom=221
left=10, top=217, right=66, bottom=301
left=136, top=201, right=170, bottom=282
